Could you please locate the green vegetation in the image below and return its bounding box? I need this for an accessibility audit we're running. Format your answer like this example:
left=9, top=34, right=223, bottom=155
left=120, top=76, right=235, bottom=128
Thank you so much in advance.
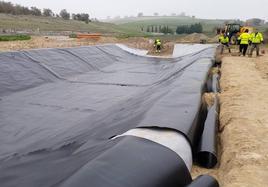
left=0, top=34, right=31, bottom=41
left=59, top=9, right=70, bottom=20
left=72, top=13, right=90, bottom=24
left=111, top=16, right=268, bottom=37
left=0, top=1, right=43, bottom=16
left=160, top=26, right=174, bottom=34
left=176, top=23, right=203, bottom=34
left=110, top=16, right=227, bottom=35
left=0, top=1, right=90, bottom=24
left=69, top=33, right=77, bottom=38
left=0, top=14, right=144, bottom=36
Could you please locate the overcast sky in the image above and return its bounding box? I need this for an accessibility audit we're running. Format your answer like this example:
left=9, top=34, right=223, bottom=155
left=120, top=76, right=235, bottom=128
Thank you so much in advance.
left=7, top=0, right=268, bottom=20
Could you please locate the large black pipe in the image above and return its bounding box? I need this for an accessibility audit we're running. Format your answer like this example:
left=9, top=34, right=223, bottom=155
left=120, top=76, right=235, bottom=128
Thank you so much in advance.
left=60, top=136, right=220, bottom=187
left=212, top=74, right=220, bottom=93
left=186, top=175, right=219, bottom=187
left=197, top=96, right=219, bottom=168
left=59, top=136, right=193, bottom=187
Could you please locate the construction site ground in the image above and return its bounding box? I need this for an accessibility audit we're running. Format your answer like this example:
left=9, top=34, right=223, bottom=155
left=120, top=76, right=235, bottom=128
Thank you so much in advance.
left=1, top=36, right=268, bottom=187
left=0, top=33, right=219, bottom=55
left=192, top=51, right=268, bottom=187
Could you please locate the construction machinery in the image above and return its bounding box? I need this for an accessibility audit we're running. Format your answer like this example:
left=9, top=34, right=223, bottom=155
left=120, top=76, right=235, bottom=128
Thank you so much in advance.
left=217, top=23, right=254, bottom=44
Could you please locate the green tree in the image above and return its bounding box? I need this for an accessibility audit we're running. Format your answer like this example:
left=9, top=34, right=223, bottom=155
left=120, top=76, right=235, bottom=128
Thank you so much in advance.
left=43, top=8, right=54, bottom=17
left=176, top=23, right=203, bottom=34
left=30, top=7, right=42, bottom=16
left=60, top=9, right=70, bottom=20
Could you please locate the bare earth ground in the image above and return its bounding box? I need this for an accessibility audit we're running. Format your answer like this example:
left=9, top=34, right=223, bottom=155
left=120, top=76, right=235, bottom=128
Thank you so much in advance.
left=0, top=36, right=150, bottom=52
left=0, top=36, right=120, bottom=52
left=0, top=33, right=218, bottom=56
left=193, top=51, right=268, bottom=187
left=1, top=37, right=268, bottom=186
left=0, top=34, right=209, bottom=56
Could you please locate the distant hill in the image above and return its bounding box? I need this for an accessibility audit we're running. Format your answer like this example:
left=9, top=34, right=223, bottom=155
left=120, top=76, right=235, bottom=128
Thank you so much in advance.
left=107, top=16, right=268, bottom=35
left=0, top=14, right=143, bottom=36
left=106, top=16, right=231, bottom=35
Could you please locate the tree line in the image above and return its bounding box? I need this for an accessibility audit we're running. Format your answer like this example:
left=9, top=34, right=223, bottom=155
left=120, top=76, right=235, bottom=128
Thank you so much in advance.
left=0, top=1, right=91, bottom=23
left=144, top=25, right=174, bottom=34
left=143, top=23, right=203, bottom=35
left=176, top=23, right=203, bottom=34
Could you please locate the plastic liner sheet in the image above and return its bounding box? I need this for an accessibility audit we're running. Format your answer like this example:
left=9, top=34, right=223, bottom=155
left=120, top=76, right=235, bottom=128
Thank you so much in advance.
left=137, top=58, right=213, bottom=148
left=197, top=97, right=219, bottom=168
left=60, top=136, right=192, bottom=187
left=0, top=44, right=216, bottom=187
left=173, top=44, right=216, bottom=58
left=116, top=44, right=148, bottom=56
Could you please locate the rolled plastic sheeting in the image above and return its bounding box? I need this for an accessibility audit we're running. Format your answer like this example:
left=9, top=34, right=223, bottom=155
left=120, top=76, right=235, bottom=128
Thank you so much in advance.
left=60, top=136, right=192, bottom=187
left=197, top=97, right=219, bottom=168
left=186, top=175, right=219, bottom=187
left=212, top=74, right=220, bottom=93
left=114, top=128, right=193, bottom=171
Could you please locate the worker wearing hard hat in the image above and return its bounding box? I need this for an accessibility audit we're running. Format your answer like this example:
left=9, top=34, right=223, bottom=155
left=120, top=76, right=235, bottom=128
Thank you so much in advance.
left=249, top=29, right=264, bottom=57
left=238, top=29, right=251, bottom=56
left=219, top=31, right=231, bottom=54
left=154, top=39, right=162, bottom=53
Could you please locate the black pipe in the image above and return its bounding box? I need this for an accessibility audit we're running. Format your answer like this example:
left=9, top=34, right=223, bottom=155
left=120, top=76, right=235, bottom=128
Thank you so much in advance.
left=186, top=175, right=219, bottom=187
left=212, top=73, right=220, bottom=93
left=59, top=136, right=193, bottom=187
left=197, top=96, right=219, bottom=168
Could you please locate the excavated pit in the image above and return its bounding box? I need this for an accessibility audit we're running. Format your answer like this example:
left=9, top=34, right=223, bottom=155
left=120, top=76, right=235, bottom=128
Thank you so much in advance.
left=0, top=44, right=219, bottom=187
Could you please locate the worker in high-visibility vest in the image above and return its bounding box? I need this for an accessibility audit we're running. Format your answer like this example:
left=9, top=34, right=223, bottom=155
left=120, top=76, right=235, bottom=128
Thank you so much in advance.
left=154, top=39, right=162, bottom=53
left=238, top=29, right=251, bottom=56
left=249, top=29, right=264, bottom=57
left=219, top=31, right=231, bottom=54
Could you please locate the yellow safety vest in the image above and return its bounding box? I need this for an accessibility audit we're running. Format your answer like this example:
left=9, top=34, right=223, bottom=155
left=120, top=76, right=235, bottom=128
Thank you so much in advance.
left=251, top=32, right=263, bottom=44
left=239, top=33, right=251, bottom=45
left=219, top=35, right=229, bottom=44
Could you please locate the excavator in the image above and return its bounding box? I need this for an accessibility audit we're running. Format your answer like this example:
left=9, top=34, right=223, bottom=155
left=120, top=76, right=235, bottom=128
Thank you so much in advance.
left=217, top=23, right=254, bottom=44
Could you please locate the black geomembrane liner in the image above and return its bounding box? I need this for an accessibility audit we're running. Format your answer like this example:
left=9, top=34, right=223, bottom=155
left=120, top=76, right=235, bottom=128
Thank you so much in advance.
left=0, top=45, right=218, bottom=187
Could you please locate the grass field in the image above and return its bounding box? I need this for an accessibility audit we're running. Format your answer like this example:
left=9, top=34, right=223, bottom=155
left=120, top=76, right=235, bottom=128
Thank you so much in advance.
left=108, top=16, right=268, bottom=36
left=0, top=14, right=144, bottom=37
left=107, top=16, right=227, bottom=35
left=0, top=34, right=31, bottom=41
left=1, top=14, right=267, bottom=39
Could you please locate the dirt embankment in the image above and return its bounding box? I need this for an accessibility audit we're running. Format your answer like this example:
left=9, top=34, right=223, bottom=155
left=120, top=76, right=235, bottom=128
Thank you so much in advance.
left=0, top=34, right=217, bottom=56
left=219, top=55, right=268, bottom=186
left=193, top=53, right=268, bottom=187
left=0, top=36, right=175, bottom=56
left=0, top=36, right=113, bottom=52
